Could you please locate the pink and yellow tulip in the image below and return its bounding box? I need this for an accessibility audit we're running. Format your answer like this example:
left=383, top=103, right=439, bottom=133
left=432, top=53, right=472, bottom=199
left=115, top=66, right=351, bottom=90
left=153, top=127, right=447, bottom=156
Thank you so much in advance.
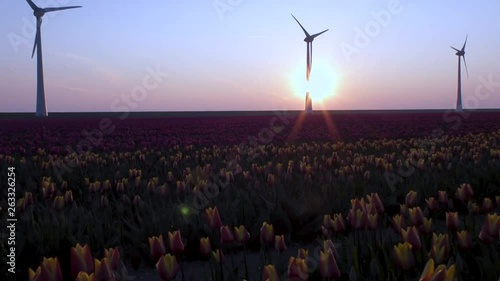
left=29, top=257, right=63, bottom=281
left=419, top=258, right=455, bottom=281
left=319, top=248, right=341, bottom=279
left=394, top=242, right=415, bottom=271
left=156, top=254, right=179, bottom=281
left=70, top=244, right=94, bottom=280
left=288, top=257, right=308, bottom=281
left=168, top=230, right=185, bottom=254
left=148, top=234, right=166, bottom=262
left=260, top=222, right=274, bottom=245
left=234, top=225, right=250, bottom=244
left=205, top=206, right=223, bottom=230
left=263, top=264, right=279, bottom=281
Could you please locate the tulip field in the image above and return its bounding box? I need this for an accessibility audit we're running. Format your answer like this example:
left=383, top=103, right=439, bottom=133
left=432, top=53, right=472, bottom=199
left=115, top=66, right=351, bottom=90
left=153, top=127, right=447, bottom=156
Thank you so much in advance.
left=1, top=111, right=500, bottom=281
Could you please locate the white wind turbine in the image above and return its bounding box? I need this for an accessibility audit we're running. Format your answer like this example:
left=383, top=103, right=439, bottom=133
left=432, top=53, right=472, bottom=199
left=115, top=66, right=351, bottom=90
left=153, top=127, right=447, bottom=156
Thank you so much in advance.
left=26, top=0, right=82, bottom=117
left=451, top=35, right=469, bottom=112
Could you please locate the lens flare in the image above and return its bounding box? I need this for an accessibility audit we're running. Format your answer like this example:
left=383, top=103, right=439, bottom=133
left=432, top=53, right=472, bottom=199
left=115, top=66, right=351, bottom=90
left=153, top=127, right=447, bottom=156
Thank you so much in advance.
left=290, top=61, right=340, bottom=104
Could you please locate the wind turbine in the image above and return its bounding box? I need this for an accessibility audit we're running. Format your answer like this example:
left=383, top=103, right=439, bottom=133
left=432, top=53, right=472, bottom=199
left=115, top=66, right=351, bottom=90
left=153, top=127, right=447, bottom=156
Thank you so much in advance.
left=451, top=35, right=468, bottom=112
left=291, top=14, right=329, bottom=81
left=26, top=0, right=82, bottom=117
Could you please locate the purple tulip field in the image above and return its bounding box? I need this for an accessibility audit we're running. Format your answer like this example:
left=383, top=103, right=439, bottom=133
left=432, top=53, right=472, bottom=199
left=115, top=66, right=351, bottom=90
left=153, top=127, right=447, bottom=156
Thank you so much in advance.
left=1, top=111, right=499, bottom=281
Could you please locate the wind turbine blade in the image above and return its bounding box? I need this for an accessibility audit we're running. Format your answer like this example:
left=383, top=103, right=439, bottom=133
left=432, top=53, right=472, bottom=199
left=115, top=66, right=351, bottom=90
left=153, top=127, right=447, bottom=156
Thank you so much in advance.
left=26, top=0, right=39, bottom=11
left=291, top=14, right=310, bottom=37
left=463, top=56, right=469, bottom=78
left=311, top=29, right=329, bottom=38
left=461, top=34, right=468, bottom=52
left=31, top=19, right=41, bottom=58
left=450, top=46, right=460, bottom=52
left=44, top=6, right=82, bottom=12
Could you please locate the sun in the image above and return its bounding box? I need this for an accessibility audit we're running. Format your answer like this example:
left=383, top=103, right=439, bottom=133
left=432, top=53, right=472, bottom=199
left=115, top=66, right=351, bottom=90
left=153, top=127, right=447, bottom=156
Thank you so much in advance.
left=289, top=61, right=340, bottom=104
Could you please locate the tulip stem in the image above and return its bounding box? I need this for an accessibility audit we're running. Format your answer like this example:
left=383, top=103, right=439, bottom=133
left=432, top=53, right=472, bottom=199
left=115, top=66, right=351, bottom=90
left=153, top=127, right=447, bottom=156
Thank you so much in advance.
left=243, top=245, right=249, bottom=281
left=209, top=261, right=215, bottom=281
left=178, top=254, right=186, bottom=281
left=230, top=247, right=235, bottom=276
left=219, top=249, right=224, bottom=281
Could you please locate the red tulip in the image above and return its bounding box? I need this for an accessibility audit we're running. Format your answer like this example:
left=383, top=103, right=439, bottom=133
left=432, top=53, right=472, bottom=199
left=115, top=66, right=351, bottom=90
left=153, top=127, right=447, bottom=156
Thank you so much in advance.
left=148, top=235, right=166, bottom=261
left=205, top=207, right=223, bottom=230
left=445, top=212, right=460, bottom=230
left=405, top=190, right=418, bottom=207
left=437, top=191, right=448, bottom=204
left=275, top=235, right=287, bottom=252
left=70, top=244, right=94, bottom=280
left=168, top=230, right=185, bottom=254
left=425, top=197, right=439, bottom=212
left=220, top=225, right=234, bottom=244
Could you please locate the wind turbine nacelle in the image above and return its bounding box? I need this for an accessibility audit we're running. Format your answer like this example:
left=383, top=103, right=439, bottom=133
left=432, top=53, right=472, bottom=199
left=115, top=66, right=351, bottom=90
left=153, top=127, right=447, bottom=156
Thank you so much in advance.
left=304, top=37, right=313, bottom=43
left=34, top=10, right=45, bottom=17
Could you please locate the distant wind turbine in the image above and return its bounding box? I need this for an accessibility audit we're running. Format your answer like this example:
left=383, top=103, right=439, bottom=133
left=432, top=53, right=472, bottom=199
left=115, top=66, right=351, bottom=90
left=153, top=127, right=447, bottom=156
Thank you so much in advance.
left=451, top=35, right=468, bottom=112
left=291, top=14, right=329, bottom=81
left=26, top=0, right=82, bottom=117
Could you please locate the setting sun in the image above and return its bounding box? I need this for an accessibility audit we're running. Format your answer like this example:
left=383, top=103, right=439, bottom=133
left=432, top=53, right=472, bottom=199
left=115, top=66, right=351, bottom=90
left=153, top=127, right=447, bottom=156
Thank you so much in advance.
left=290, top=61, right=340, bottom=104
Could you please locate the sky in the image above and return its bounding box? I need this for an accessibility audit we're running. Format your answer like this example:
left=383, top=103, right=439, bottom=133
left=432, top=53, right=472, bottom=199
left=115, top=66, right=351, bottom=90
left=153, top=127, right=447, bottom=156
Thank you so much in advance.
left=1, top=0, right=500, bottom=112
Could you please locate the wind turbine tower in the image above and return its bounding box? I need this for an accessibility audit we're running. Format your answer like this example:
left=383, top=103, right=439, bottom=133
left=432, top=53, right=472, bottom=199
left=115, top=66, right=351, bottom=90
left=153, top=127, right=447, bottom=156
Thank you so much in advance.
left=451, top=35, right=469, bottom=112
left=26, top=0, right=82, bottom=117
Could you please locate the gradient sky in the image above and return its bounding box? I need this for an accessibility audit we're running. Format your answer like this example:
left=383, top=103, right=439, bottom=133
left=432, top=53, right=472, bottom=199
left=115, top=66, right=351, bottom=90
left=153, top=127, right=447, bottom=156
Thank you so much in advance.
left=1, top=0, right=500, bottom=112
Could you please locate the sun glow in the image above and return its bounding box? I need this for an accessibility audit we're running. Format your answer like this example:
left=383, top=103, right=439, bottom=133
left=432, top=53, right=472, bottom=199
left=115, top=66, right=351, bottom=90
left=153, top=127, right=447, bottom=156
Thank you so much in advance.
left=290, top=61, right=340, bottom=104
